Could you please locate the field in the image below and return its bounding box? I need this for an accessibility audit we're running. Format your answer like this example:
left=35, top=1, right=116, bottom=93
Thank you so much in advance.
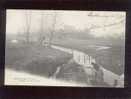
left=5, top=42, right=72, bottom=78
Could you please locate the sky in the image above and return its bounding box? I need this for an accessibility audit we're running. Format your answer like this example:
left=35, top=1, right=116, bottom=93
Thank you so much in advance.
left=6, top=10, right=126, bottom=38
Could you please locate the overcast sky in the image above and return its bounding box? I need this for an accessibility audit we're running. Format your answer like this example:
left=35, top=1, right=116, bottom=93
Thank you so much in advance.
left=6, top=10, right=126, bottom=38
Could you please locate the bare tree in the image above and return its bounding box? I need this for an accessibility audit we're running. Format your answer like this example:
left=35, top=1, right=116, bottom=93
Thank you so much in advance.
left=87, top=11, right=124, bottom=18
left=87, top=12, right=125, bottom=31
left=38, top=12, right=45, bottom=45
left=48, top=11, right=57, bottom=46
left=24, top=11, right=31, bottom=44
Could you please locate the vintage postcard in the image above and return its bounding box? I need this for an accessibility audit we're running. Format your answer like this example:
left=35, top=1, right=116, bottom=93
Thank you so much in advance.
left=5, top=10, right=125, bottom=87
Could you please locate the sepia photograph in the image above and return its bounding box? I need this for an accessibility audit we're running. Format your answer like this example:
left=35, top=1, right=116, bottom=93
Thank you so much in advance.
left=5, top=10, right=125, bottom=87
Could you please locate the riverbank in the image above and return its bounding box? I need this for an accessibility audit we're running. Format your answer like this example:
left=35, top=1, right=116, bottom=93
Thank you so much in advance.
left=5, top=43, right=72, bottom=77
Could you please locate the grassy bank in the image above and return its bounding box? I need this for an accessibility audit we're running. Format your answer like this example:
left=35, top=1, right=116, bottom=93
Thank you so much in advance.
left=5, top=43, right=72, bottom=77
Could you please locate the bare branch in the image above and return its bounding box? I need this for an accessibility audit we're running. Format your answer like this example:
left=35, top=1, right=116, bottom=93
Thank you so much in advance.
left=88, top=19, right=125, bottom=30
